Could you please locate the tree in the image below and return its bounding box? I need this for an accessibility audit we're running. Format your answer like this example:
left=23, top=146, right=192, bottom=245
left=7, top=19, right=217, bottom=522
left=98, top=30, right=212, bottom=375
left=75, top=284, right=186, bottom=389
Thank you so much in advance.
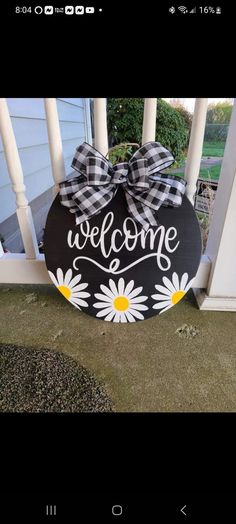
left=207, top=101, right=233, bottom=124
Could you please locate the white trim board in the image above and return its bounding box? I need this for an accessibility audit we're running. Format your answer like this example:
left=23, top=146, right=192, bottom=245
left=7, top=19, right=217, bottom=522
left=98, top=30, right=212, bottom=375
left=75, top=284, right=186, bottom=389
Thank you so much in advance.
left=193, top=288, right=236, bottom=311
left=0, top=253, right=211, bottom=287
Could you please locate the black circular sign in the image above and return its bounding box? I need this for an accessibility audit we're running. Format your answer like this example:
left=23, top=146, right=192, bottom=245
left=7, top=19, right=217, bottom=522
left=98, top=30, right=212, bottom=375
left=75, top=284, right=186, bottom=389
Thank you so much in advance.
left=44, top=185, right=202, bottom=323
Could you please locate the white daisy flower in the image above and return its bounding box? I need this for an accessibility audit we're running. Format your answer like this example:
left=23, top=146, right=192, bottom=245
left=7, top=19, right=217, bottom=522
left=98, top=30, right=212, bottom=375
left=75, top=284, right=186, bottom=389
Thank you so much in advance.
left=152, top=272, right=194, bottom=314
left=93, top=278, right=148, bottom=323
left=48, top=268, right=90, bottom=310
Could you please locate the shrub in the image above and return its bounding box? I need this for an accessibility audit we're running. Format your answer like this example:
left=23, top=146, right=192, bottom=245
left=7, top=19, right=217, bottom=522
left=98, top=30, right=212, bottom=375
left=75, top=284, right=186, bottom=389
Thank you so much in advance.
left=107, top=98, right=144, bottom=146
left=107, top=98, right=189, bottom=162
left=174, top=104, right=192, bottom=139
left=155, top=100, right=189, bottom=161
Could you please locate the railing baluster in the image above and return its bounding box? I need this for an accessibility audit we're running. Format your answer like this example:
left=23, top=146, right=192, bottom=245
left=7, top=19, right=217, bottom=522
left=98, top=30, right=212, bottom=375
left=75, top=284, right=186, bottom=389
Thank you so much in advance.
left=142, top=98, right=157, bottom=144
left=93, top=98, right=108, bottom=156
left=44, top=98, right=66, bottom=193
left=0, top=98, right=39, bottom=259
left=185, top=98, right=208, bottom=204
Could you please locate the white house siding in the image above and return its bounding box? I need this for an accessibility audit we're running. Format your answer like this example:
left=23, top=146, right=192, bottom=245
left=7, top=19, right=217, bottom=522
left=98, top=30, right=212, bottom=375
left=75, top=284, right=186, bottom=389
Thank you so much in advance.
left=0, top=98, right=91, bottom=252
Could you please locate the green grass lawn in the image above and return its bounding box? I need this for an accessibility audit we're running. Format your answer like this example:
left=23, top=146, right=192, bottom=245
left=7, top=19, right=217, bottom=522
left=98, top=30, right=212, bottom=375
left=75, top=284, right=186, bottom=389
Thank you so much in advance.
left=198, top=163, right=221, bottom=180
left=202, top=141, right=225, bottom=157
left=175, top=163, right=221, bottom=181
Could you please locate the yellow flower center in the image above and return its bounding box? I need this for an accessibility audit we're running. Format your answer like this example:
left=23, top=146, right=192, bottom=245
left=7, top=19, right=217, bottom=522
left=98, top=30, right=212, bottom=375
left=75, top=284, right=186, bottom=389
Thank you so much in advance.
left=58, top=285, right=71, bottom=300
left=171, top=290, right=185, bottom=305
left=113, top=296, right=129, bottom=311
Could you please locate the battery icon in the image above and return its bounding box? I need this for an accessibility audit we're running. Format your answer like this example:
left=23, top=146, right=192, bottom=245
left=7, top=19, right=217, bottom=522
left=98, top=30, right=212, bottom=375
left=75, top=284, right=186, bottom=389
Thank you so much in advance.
left=216, top=6, right=221, bottom=14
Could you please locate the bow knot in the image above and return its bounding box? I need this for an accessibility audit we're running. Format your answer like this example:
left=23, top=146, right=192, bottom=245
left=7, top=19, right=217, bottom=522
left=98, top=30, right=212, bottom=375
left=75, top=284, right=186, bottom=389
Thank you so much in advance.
left=59, top=141, right=186, bottom=231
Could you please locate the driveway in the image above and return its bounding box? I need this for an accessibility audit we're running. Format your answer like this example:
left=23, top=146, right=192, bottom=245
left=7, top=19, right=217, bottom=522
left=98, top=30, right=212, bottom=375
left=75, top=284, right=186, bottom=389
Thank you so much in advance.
left=171, top=156, right=222, bottom=174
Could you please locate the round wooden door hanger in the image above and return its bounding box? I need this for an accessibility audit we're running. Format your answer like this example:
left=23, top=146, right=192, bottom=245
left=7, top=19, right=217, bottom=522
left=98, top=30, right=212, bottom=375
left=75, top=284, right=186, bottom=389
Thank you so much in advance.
left=44, top=141, right=202, bottom=323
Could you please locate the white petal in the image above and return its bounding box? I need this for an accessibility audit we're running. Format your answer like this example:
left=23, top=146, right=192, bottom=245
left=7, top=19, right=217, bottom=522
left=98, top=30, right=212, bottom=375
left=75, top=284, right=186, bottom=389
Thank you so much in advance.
left=152, top=293, right=171, bottom=301
left=104, top=310, right=116, bottom=322
left=162, top=276, right=176, bottom=293
left=118, top=278, right=125, bottom=295
left=109, top=279, right=119, bottom=296
left=113, top=312, right=121, bottom=323
left=56, top=268, right=64, bottom=286
left=154, top=285, right=172, bottom=296
left=48, top=271, right=59, bottom=287
left=127, top=286, right=143, bottom=299
left=64, top=268, right=73, bottom=286
left=172, top=272, right=180, bottom=291
left=100, top=284, right=116, bottom=299
left=159, top=303, right=174, bottom=314
left=128, top=309, right=144, bottom=320
left=183, top=277, right=195, bottom=292
left=130, top=295, right=148, bottom=304
left=72, top=291, right=90, bottom=298
left=153, top=300, right=172, bottom=309
left=68, top=274, right=82, bottom=288
left=96, top=307, right=113, bottom=317
left=72, top=303, right=81, bottom=311
left=124, top=280, right=135, bottom=296
left=125, top=311, right=136, bottom=323
left=120, top=312, right=127, bottom=323
left=180, top=272, right=189, bottom=290
left=93, top=302, right=113, bottom=309
left=72, top=283, right=88, bottom=292
left=94, top=293, right=112, bottom=303
left=70, top=297, right=89, bottom=307
left=129, top=303, right=148, bottom=311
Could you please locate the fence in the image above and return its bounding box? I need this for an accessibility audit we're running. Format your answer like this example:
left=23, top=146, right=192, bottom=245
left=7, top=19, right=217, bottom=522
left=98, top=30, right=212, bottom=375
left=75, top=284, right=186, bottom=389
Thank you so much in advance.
left=204, top=123, right=229, bottom=142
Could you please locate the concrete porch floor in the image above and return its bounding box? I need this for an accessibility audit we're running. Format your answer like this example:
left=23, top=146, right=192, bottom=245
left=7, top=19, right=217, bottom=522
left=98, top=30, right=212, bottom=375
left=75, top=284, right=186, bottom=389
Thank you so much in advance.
left=0, top=284, right=236, bottom=412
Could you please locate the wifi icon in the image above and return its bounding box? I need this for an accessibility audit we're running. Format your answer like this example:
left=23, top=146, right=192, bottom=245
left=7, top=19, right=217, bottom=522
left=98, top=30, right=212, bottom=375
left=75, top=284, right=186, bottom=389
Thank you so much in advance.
left=178, top=6, right=188, bottom=13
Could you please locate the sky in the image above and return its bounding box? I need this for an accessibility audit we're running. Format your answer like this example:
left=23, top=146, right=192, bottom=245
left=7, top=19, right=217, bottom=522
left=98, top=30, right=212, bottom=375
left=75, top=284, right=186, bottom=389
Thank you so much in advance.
left=162, top=98, right=233, bottom=113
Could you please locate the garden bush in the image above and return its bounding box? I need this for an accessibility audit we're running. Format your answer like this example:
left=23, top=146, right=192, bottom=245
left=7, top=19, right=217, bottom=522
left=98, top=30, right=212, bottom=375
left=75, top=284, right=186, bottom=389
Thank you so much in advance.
left=107, top=98, right=189, bottom=162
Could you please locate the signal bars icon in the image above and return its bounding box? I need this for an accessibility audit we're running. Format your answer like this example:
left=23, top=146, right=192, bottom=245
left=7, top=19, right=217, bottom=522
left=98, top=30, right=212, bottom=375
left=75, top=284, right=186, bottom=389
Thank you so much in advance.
left=190, top=7, right=196, bottom=13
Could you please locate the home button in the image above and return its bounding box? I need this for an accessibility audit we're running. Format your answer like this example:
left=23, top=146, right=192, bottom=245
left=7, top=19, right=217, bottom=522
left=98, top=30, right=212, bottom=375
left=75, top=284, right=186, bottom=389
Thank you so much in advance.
left=112, top=505, right=123, bottom=516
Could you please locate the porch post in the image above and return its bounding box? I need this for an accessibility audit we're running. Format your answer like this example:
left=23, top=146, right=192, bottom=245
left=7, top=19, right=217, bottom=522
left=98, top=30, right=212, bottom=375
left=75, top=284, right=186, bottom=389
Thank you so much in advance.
left=184, top=98, right=208, bottom=204
left=142, top=98, right=157, bottom=144
left=194, top=98, right=236, bottom=310
left=93, top=98, right=108, bottom=156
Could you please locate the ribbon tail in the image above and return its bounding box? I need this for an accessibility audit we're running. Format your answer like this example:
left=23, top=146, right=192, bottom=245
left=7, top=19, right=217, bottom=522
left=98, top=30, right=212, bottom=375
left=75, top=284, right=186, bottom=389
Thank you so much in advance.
left=125, top=192, right=160, bottom=231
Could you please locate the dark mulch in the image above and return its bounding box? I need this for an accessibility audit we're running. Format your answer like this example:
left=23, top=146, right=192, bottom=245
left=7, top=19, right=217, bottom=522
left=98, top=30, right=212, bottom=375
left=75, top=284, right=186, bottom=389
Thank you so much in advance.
left=0, top=343, right=113, bottom=412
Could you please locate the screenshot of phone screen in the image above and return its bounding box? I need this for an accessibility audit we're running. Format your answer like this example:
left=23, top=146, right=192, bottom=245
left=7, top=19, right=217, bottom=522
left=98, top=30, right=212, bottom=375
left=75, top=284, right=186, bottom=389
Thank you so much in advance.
left=0, top=2, right=235, bottom=522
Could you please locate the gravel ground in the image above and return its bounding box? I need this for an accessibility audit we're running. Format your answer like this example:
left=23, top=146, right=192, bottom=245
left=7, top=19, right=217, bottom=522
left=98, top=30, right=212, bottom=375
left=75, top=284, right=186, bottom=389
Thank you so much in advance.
left=0, top=343, right=113, bottom=413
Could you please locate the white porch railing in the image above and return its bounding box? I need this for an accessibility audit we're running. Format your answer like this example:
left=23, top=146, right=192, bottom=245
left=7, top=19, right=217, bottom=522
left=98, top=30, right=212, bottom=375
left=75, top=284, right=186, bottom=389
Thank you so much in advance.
left=1, top=96, right=235, bottom=310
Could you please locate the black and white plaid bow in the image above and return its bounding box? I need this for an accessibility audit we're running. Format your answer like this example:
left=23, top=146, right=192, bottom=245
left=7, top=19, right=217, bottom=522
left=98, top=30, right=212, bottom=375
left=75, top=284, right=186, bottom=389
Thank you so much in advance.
left=59, top=141, right=186, bottom=231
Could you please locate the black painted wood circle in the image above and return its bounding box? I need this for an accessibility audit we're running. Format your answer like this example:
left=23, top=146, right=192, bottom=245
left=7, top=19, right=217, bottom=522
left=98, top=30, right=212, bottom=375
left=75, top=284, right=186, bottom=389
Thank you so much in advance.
left=44, top=187, right=202, bottom=323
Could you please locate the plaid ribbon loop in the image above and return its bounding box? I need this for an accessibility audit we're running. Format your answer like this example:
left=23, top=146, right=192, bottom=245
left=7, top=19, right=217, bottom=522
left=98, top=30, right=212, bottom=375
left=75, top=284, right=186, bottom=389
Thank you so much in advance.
left=59, top=141, right=187, bottom=231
